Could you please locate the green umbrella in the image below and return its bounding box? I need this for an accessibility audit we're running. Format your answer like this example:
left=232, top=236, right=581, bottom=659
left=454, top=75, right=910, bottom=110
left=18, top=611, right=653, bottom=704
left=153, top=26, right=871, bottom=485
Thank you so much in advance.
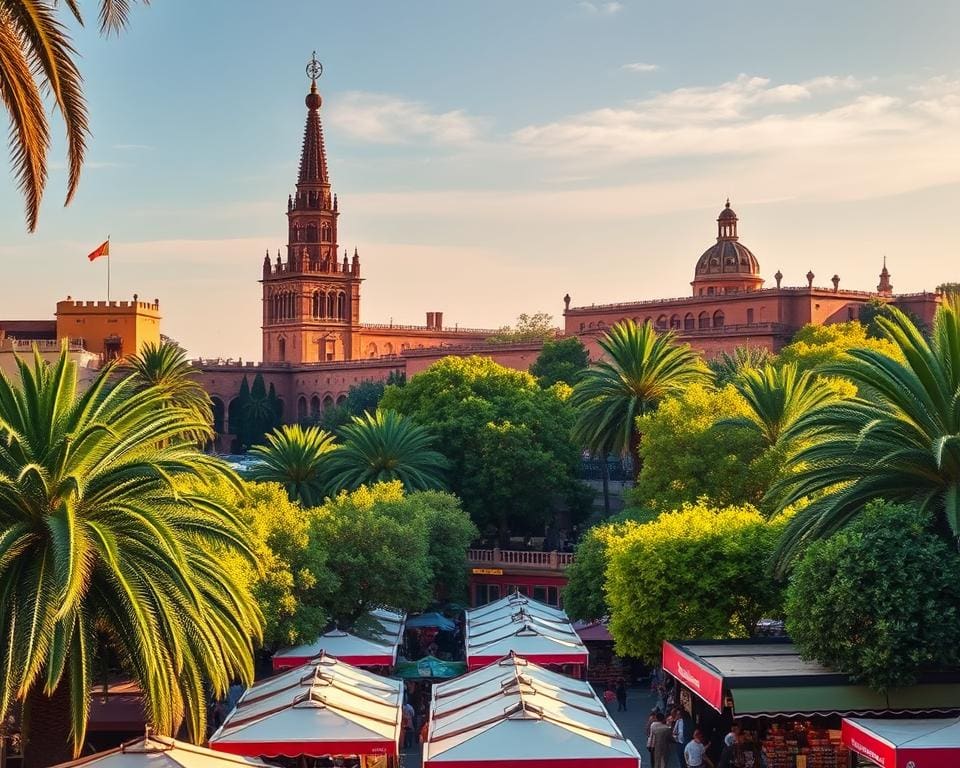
left=394, top=656, right=466, bottom=680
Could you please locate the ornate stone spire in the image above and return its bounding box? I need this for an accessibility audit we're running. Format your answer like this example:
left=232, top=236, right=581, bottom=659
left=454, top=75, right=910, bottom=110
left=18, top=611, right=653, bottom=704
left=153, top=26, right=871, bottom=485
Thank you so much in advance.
left=297, top=52, right=330, bottom=187
left=877, top=256, right=893, bottom=295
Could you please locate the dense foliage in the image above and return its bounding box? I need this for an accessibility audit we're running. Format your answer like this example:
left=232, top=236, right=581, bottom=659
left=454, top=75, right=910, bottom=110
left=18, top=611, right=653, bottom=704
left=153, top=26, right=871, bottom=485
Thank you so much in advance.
left=0, top=351, right=260, bottom=761
left=605, top=503, right=786, bottom=662
left=530, top=336, right=590, bottom=386
left=786, top=501, right=960, bottom=689
left=777, top=321, right=901, bottom=372
left=571, top=320, right=709, bottom=479
left=708, top=346, right=774, bottom=387
left=487, top=312, right=557, bottom=343
left=772, top=300, right=960, bottom=571
left=381, top=356, right=588, bottom=539
left=316, top=372, right=405, bottom=431
left=629, top=384, right=785, bottom=512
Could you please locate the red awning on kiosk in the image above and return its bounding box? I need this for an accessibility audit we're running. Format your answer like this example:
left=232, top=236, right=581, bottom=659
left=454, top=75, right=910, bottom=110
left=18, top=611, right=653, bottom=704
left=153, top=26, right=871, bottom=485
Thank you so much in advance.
left=842, top=717, right=960, bottom=768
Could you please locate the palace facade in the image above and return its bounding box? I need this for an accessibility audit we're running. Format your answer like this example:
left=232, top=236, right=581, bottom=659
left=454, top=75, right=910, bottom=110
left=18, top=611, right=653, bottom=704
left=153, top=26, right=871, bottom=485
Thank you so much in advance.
left=193, top=68, right=941, bottom=448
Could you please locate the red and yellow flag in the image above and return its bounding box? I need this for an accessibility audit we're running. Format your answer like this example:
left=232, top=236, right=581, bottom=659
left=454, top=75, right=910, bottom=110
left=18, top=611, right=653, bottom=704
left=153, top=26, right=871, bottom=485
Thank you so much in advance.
left=87, top=239, right=110, bottom=261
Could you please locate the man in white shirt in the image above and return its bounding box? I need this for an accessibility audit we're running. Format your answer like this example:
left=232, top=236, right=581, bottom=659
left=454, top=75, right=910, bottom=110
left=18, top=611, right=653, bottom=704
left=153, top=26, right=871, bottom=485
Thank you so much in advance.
left=684, top=729, right=713, bottom=768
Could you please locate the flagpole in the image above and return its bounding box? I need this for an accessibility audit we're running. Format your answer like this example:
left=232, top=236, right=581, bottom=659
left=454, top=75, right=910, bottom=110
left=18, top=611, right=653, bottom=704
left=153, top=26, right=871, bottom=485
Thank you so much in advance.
left=107, top=234, right=111, bottom=301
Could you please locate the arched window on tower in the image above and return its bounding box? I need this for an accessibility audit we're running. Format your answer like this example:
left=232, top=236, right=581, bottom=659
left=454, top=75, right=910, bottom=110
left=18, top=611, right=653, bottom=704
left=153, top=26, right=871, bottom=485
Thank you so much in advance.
left=292, top=223, right=302, bottom=243
left=656, top=315, right=668, bottom=330
left=312, top=291, right=321, bottom=319
left=684, top=313, right=695, bottom=331
left=670, top=314, right=681, bottom=330
left=337, top=292, right=346, bottom=320
left=698, top=311, right=710, bottom=329
left=278, top=337, right=286, bottom=361
left=713, top=310, right=725, bottom=328
left=306, top=224, right=318, bottom=243
left=321, top=223, right=331, bottom=242
left=327, top=293, right=336, bottom=318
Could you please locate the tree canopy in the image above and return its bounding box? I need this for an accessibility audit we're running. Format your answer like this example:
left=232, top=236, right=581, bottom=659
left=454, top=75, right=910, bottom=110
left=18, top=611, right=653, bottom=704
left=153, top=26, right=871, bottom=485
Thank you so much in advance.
left=380, top=356, right=588, bottom=540
left=777, top=321, right=901, bottom=372
left=487, top=312, right=557, bottom=343
left=249, top=424, right=338, bottom=506
left=606, top=503, right=786, bottom=662
left=786, top=501, right=960, bottom=690
left=530, top=336, right=591, bottom=387
left=629, top=384, right=786, bottom=512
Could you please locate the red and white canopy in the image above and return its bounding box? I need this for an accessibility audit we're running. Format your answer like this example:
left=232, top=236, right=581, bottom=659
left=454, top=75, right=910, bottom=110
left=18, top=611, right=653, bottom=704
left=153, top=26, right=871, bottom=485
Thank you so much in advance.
left=465, top=593, right=588, bottom=669
left=54, top=734, right=271, bottom=768
left=209, top=653, right=403, bottom=759
left=423, top=653, right=641, bottom=768
left=272, top=608, right=405, bottom=670
left=842, top=717, right=960, bottom=768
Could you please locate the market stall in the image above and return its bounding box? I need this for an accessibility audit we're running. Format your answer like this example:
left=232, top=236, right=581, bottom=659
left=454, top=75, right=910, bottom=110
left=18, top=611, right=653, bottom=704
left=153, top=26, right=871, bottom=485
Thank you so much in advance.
left=393, top=656, right=465, bottom=681
left=464, top=592, right=588, bottom=676
left=842, top=716, right=960, bottom=768
left=210, top=652, right=402, bottom=766
left=660, top=639, right=960, bottom=768
left=53, top=733, right=271, bottom=768
left=422, top=652, right=641, bottom=768
left=272, top=608, right=405, bottom=671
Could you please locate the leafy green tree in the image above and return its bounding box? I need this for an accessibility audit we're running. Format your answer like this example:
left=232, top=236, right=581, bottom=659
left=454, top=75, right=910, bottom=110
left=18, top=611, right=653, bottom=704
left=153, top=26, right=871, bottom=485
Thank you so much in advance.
left=937, top=282, right=960, bottom=298
left=530, top=336, right=591, bottom=386
left=571, top=320, right=710, bottom=480
left=309, top=483, right=433, bottom=626
left=773, top=300, right=960, bottom=572
left=487, top=312, right=557, bottom=343
left=708, top=346, right=774, bottom=387
left=857, top=298, right=925, bottom=339
left=124, top=341, right=213, bottom=439
left=376, top=486, right=477, bottom=602
left=193, top=478, right=334, bottom=650
left=629, top=384, right=784, bottom=512
left=326, top=409, right=449, bottom=493
left=250, top=424, right=338, bottom=506
left=720, top=363, right=846, bottom=449
left=778, top=321, right=901, bottom=372
left=606, top=503, right=786, bottom=662
left=786, top=501, right=960, bottom=690
left=381, top=356, right=588, bottom=540
left=0, top=350, right=260, bottom=766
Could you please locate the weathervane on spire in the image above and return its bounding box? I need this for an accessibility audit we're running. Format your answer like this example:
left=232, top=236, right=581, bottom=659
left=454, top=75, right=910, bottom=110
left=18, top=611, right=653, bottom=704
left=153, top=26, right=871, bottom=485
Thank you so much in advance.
left=306, top=51, right=323, bottom=84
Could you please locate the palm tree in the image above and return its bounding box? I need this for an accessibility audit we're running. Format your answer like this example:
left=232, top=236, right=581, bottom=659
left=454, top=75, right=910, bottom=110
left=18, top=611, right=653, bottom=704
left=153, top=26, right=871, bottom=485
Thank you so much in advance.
left=771, top=299, right=960, bottom=573
left=571, top=320, right=710, bottom=480
left=0, top=349, right=261, bottom=767
left=709, top=346, right=774, bottom=386
left=720, top=363, right=843, bottom=449
left=249, top=423, right=338, bottom=506
left=1, top=0, right=146, bottom=231
left=326, top=409, right=449, bottom=493
left=124, top=341, right=213, bottom=439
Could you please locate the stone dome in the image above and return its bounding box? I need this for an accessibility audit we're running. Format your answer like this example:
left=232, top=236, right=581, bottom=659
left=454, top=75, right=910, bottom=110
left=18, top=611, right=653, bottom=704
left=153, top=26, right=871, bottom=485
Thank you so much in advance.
left=694, top=201, right=761, bottom=277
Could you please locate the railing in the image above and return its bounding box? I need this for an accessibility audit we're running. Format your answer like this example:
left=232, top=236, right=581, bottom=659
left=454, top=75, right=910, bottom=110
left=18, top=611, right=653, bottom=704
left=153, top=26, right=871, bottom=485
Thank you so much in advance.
left=2, top=338, right=86, bottom=352
left=193, top=358, right=405, bottom=371
left=361, top=322, right=497, bottom=334
left=467, top=549, right=574, bottom=570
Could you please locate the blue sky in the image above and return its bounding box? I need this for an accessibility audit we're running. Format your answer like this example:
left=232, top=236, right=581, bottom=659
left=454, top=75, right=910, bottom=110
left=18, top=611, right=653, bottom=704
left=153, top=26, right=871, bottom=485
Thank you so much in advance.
left=2, top=0, right=959, bottom=359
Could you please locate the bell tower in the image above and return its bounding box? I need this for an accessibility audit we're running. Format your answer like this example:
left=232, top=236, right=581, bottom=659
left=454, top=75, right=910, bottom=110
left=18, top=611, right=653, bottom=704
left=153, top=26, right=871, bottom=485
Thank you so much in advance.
left=261, top=54, right=363, bottom=363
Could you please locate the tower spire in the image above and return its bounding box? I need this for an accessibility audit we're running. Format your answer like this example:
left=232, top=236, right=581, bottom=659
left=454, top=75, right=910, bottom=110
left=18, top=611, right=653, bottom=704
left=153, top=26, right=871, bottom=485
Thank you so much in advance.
left=298, top=53, right=329, bottom=186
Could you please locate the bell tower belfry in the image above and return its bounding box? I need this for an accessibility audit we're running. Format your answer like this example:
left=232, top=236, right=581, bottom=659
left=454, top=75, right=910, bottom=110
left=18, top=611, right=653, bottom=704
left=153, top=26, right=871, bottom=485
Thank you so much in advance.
left=261, top=54, right=362, bottom=363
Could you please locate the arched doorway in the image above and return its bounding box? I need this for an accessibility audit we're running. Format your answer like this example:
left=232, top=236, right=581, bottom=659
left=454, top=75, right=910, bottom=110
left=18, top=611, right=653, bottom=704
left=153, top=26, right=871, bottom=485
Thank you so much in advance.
left=227, top=398, right=242, bottom=436
left=297, top=396, right=307, bottom=422
left=211, top=397, right=225, bottom=434
left=310, top=395, right=321, bottom=420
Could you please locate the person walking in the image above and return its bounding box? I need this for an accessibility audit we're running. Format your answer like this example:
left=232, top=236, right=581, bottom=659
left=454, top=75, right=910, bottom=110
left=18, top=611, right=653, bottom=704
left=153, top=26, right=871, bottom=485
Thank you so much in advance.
left=684, top=729, right=713, bottom=768
left=650, top=711, right=673, bottom=768
left=615, top=677, right=628, bottom=712
left=672, top=706, right=694, bottom=767
left=402, top=700, right=415, bottom=748
left=645, top=711, right=658, bottom=768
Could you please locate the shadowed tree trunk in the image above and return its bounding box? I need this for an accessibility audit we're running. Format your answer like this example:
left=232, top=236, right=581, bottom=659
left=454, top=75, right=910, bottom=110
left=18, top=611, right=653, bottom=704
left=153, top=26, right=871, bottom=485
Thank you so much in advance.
left=600, top=452, right=611, bottom=516
left=22, top=680, right=74, bottom=768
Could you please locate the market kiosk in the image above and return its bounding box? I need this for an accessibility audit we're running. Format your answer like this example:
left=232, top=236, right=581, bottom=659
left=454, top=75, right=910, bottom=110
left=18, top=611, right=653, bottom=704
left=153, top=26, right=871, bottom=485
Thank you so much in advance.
left=661, top=639, right=960, bottom=768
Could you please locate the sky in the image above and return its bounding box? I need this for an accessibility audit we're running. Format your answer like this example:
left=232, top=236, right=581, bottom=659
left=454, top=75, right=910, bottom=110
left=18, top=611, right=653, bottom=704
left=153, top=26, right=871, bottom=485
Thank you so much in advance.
left=2, top=0, right=960, bottom=360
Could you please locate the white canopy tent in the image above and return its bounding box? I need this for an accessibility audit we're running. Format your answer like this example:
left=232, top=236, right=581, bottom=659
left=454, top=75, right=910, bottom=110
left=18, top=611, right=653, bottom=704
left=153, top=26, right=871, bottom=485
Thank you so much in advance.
left=465, top=593, right=588, bottom=673
left=272, top=607, right=405, bottom=670
left=842, top=716, right=960, bottom=768
left=210, top=652, right=403, bottom=760
left=54, top=734, right=270, bottom=768
left=422, top=653, right=641, bottom=768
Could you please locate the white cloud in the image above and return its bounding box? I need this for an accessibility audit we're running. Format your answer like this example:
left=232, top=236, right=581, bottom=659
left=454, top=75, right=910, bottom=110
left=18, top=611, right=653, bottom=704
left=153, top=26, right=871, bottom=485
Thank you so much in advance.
left=326, top=92, right=482, bottom=145
left=622, top=62, right=659, bottom=73
left=579, top=1, right=623, bottom=15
